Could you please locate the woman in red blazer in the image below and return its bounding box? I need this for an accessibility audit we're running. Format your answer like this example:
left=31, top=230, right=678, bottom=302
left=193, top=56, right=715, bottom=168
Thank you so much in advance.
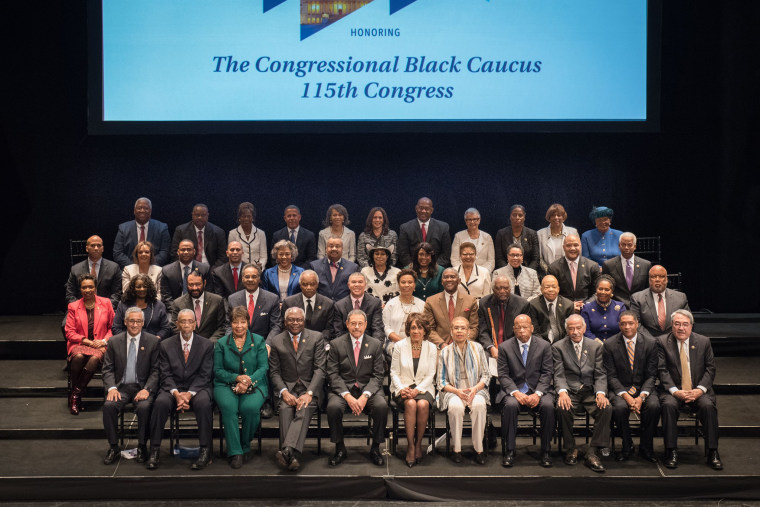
left=64, top=273, right=114, bottom=415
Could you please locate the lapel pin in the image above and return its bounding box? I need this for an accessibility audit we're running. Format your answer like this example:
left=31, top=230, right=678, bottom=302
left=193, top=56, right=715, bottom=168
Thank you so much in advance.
left=365, top=343, right=368, bottom=347
left=591, top=308, right=596, bottom=312
left=318, top=306, right=322, bottom=310
left=140, top=346, right=145, bottom=350
left=691, top=345, right=695, bottom=349
left=614, top=305, right=621, bottom=311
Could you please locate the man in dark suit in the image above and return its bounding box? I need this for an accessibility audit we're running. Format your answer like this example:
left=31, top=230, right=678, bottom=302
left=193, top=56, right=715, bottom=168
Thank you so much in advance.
left=170, top=203, right=227, bottom=268
left=477, top=275, right=531, bottom=359
left=553, top=314, right=612, bottom=473
left=271, top=205, right=318, bottom=269
left=227, top=263, right=282, bottom=343
left=601, top=232, right=651, bottom=309
left=529, top=275, right=574, bottom=343
left=101, top=307, right=160, bottom=464
left=631, top=264, right=690, bottom=338
left=310, top=236, right=358, bottom=301
left=281, top=270, right=335, bottom=342
left=65, top=235, right=122, bottom=309
left=211, top=241, right=245, bottom=299
left=498, top=314, right=554, bottom=468
left=269, top=307, right=326, bottom=471
left=331, top=272, right=384, bottom=340
left=397, top=197, right=452, bottom=267
left=169, top=271, right=228, bottom=342
left=326, top=309, right=387, bottom=467
left=603, top=311, right=660, bottom=463
left=547, top=234, right=600, bottom=311
left=113, top=197, right=171, bottom=268
left=160, top=240, right=211, bottom=309
left=146, top=309, right=214, bottom=471
left=657, top=309, right=722, bottom=470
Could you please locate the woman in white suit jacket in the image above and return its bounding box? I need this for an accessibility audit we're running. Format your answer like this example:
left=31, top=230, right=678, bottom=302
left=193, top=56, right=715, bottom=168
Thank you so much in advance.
left=121, top=241, right=163, bottom=298
left=390, top=312, right=437, bottom=468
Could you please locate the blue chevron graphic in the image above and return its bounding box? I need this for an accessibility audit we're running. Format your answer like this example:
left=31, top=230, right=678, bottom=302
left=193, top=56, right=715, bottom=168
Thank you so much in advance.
left=389, top=0, right=419, bottom=15
left=264, top=0, right=287, bottom=13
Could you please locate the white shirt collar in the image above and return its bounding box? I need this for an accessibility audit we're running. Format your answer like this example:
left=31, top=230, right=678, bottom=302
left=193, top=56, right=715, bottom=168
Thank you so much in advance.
left=180, top=333, right=194, bottom=349
left=302, top=294, right=315, bottom=307
left=624, top=333, right=638, bottom=346
left=417, top=218, right=430, bottom=228
left=246, top=288, right=260, bottom=300
left=193, top=293, right=205, bottom=307
left=351, top=334, right=364, bottom=348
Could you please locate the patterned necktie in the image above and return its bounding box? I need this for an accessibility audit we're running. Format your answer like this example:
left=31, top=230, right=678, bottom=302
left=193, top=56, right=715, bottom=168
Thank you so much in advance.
left=520, top=344, right=529, bottom=393
left=680, top=341, right=692, bottom=391
left=330, top=261, right=338, bottom=283
left=139, top=225, right=146, bottom=243
left=354, top=298, right=361, bottom=310
left=625, top=259, right=634, bottom=290
left=292, top=334, right=299, bottom=353
left=570, top=261, right=577, bottom=290
left=125, top=337, right=137, bottom=384
left=183, top=341, right=190, bottom=363
left=575, top=342, right=582, bottom=361
left=548, top=302, right=559, bottom=343
left=248, top=293, right=255, bottom=323
left=421, top=223, right=427, bottom=242
left=627, top=339, right=635, bottom=371
left=194, top=299, right=202, bottom=328
left=232, top=266, right=239, bottom=290
left=305, top=299, right=314, bottom=325
left=353, top=338, right=361, bottom=366
left=182, top=266, right=190, bottom=294
left=448, top=295, right=455, bottom=321
left=196, top=231, right=203, bottom=262
left=91, top=261, right=98, bottom=278
left=657, top=293, right=666, bottom=331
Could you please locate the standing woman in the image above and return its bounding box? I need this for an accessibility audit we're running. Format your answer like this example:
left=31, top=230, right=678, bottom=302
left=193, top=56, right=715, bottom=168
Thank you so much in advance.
left=356, top=207, right=398, bottom=268
left=455, top=242, right=492, bottom=301
left=382, top=269, right=426, bottom=354
left=317, top=204, right=356, bottom=262
left=228, top=202, right=267, bottom=268
left=121, top=241, right=163, bottom=298
left=390, top=313, right=437, bottom=467
left=113, top=274, right=171, bottom=339
left=262, top=240, right=304, bottom=301
left=64, top=274, right=114, bottom=415
left=450, top=208, right=495, bottom=271
left=537, top=203, right=579, bottom=275
left=214, top=306, right=269, bottom=468
left=581, top=206, right=623, bottom=266
left=410, top=242, right=444, bottom=301
left=362, top=245, right=401, bottom=305
left=494, top=204, right=540, bottom=271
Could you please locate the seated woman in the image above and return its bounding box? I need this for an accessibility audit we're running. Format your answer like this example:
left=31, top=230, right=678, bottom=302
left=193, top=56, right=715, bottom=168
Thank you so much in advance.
left=410, top=242, right=444, bottom=301
left=64, top=273, right=114, bottom=415
left=494, top=204, right=540, bottom=271
left=361, top=245, right=401, bottom=305
left=455, top=241, right=492, bottom=301
left=437, top=316, right=491, bottom=465
left=537, top=203, right=579, bottom=275
left=356, top=207, right=398, bottom=268
left=317, top=204, right=356, bottom=262
left=214, top=306, right=269, bottom=468
left=581, top=274, right=626, bottom=341
left=262, top=240, right=303, bottom=301
left=450, top=208, right=495, bottom=271
left=113, top=274, right=171, bottom=339
left=581, top=206, right=623, bottom=266
left=382, top=269, right=426, bottom=354
left=390, top=313, right=437, bottom=467
left=121, top=241, right=162, bottom=299
left=228, top=201, right=267, bottom=268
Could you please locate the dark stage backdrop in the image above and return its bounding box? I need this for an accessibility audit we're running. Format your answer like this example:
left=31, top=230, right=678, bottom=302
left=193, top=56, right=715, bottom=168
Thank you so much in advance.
left=3, top=1, right=759, bottom=315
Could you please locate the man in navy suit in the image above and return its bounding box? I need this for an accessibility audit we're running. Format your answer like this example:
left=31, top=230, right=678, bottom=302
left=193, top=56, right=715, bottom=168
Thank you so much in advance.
left=310, top=237, right=358, bottom=302
left=170, top=204, right=227, bottom=268
left=113, top=197, right=171, bottom=268
left=160, top=240, right=211, bottom=309
left=397, top=197, right=452, bottom=267
left=331, top=272, right=384, bottom=340
left=271, top=205, right=317, bottom=269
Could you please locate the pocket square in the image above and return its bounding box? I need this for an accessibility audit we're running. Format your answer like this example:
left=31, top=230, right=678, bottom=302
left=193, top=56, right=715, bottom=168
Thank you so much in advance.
left=363, top=355, right=372, bottom=360
left=259, top=312, right=268, bottom=316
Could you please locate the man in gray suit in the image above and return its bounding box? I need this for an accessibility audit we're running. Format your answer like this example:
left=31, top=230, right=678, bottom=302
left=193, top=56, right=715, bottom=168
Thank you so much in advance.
left=601, top=232, right=651, bottom=308
left=101, top=307, right=160, bottom=465
left=397, top=197, right=452, bottom=267
left=269, top=307, right=326, bottom=471
left=331, top=272, right=384, bottom=340
left=630, top=264, right=690, bottom=338
left=65, top=235, right=122, bottom=309
left=553, top=314, right=612, bottom=473
left=170, top=271, right=228, bottom=342
left=281, top=270, right=335, bottom=342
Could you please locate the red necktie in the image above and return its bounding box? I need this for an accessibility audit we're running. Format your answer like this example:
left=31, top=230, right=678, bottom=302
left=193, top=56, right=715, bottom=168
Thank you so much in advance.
left=196, top=231, right=203, bottom=262
left=448, top=295, right=455, bottom=321
left=194, top=299, right=202, bottom=328
left=183, top=342, right=190, bottom=363
left=232, top=266, right=239, bottom=290
left=354, top=338, right=361, bottom=366
left=248, top=293, right=255, bottom=323
left=421, top=223, right=427, bottom=242
left=498, top=303, right=505, bottom=344
left=657, top=293, right=666, bottom=331
left=139, top=225, right=146, bottom=243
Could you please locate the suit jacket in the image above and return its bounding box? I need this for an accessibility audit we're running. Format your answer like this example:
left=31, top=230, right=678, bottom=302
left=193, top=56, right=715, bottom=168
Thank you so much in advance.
left=492, top=264, right=541, bottom=300
left=552, top=337, right=607, bottom=395
left=65, top=258, right=122, bottom=308
left=113, top=219, right=171, bottom=268
left=656, top=331, right=716, bottom=398
left=271, top=226, right=318, bottom=269
left=602, top=255, right=651, bottom=308
left=390, top=338, right=438, bottom=398
left=213, top=331, right=269, bottom=398
left=547, top=256, right=600, bottom=302
left=397, top=217, right=452, bottom=267
left=102, top=331, right=160, bottom=393
left=331, top=293, right=384, bottom=342
left=327, top=333, right=385, bottom=397
left=310, top=257, right=359, bottom=302
left=494, top=226, right=540, bottom=271
left=281, top=292, right=335, bottom=342
left=423, top=290, right=479, bottom=347
left=227, top=289, right=282, bottom=343
left=170, top=221, right=228, bottom=268
left=160, top=260, right=211, bottom=309
left=158, top=333, right=214, bottom=396
left=121, top=264, right=163, bottom=298
left=261, top=265, right=304, bottom=300
left=603, top=330, right=658, bottom=397
left=210, top=263, right=244, bottom=299
left=170, top=291, right=228, bottom=342
left=477, top=293, right=531, bottom=352
left=529, top=295, right=574, bottom=342
left=64, top=296, right=115, bottom=355
left=268, top=328, right=326, bottom=404
left=630, top=288, right=690, bottom=338
left=496, top=335, right=554, bottom=404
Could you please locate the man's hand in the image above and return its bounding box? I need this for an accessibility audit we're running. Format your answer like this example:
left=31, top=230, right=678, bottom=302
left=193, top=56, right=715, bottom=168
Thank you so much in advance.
left=630, top=396, right=644, bottom=414
left=673, top=389, right=688, bottom=401
left=596, top=393, right=609, bottom=410
left=296, top=393, right=312, bottom=411
left=512, top=391, right=528, bottom=406
left=524, top=393, right=540, bottom=409
left=173, top=391, right=189, bottom=411
left=490, top=347, right=498, bottom=359
left=281, top=390, right=298, bottom=407
left=558, top=391, right=573, bottom=411
left=133, top=389, right=150, bottom=402
left=344, top=394, right=362, bottom=416
left=573, top=300, right=584, bottom=312
left=683, top=389, right=704, bottom=403
left=106, top=389, right=121, bottom=402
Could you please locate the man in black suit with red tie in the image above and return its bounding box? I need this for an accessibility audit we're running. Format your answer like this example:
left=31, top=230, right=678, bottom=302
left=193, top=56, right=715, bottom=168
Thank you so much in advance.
left=271, top=205, right=318, bottom=269
left=170, top=204, right=227, bottom=268
left=397, top=197, right=452, bottom=267
left=211, top=241, right=245, bottom=299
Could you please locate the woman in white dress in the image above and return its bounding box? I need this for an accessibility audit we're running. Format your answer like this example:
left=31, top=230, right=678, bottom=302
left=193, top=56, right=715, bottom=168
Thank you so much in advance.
left=450, top=208, right=495, bottom=271
left=228, top=202, right=267, bottom=268
left=382, top=269, right=425, bottom=355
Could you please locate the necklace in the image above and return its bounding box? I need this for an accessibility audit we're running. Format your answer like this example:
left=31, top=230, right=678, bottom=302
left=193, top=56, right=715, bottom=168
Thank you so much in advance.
left=400, top=298, right=416, bottom=314
left=277, top=267, right=291, bottom=274
left=411, top=343, right=422, bottom=351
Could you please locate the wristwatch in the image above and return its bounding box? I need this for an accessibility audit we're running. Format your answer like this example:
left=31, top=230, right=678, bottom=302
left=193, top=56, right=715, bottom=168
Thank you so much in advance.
left=363, top=392, right=371, bottom=399
left=307, top=390, right=313, bottom=396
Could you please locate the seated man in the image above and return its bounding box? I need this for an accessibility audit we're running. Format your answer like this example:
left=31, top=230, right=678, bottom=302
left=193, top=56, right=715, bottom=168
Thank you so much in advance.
left=437, top=316, right=490, bottom=465
left=326, top=310, right=387, bottom=467
left=529, top=275, right=574, bottom=343
left=553, top=314, right=611, bottom=473
left=160, top=240, right=211, bottom=309
left=101, top=307, right=160, bottom=465
left=657, top=309, right=722, bottom=470
left=498, top=314, right=554, bottom=468
left=210, top=241, right=245, bottom=299
left=601, top=232, right=651, bottom=309
left=547, top=234, right=600, bottom=312
left=147, top=309, right=214, bottom=471
left=424, top=268, right=478, bottom=348
left=227, top=263, right=282, bottom=344
left=631, top=264, right=690, bottom=338
left=477, top=275, right=531, bottom=359
left=603, top=311, right=660, bottom=463
left=310, top=236, right=358, bottom=301
left=170, top=203, right=227, bottom=268
left=332, top=272, right=384, bottom=340
left=113, top=197, right=171, bottom=268
left=492, top=244, right=540, bottom=300
left=269, top=307, right=326, bottom=471
left=169, top=270, right=228, bottom=343
left=271, top=205, right=318, bottom=269
left=65, top=235, right=122, bottom=309
left=281, top=270, right=335, bottom=342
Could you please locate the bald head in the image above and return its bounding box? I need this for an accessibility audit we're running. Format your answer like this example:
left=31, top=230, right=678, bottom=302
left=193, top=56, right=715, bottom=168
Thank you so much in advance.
left=86, top=235, right=104, bottom=262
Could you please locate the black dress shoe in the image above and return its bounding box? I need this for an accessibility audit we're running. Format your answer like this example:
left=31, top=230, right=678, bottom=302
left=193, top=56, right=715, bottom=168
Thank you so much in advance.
left=638, top=448, right=657, bottom=463
left=616, top=445, right=635, bottom=462
left=135, top=445, right=148, bottom=464
left=540, top=451, right=553, bottom=468
left=474, top=452, right=487, bottom=465
left=502, top=450, right=515, bottom=467
left=145, top=448, right=160, bottom=470
left=276, top=447, right=292, bottom=469
left=664, top=449, right=678, bottom=469
left=229, top=454, right=243, bottom=469
left=708, top=450, right=723, bottom=470
left=369, top=446, right=385, bottom=466
left=487, top=421, right=498, bottom=450
left=328, top=447, right=347, bottom=467
left=585, top=454, right=605, bottom=473
left=260, top=401, right=274, bottom=419
left=564, top=448, right=578, bottom=465
left=450, top=451, right=463, bottom=463
left=288, top=454, right=301, bottom=472
left=191, top=447, right=212, bottom=470
left=103, top=446, right=119, bottom=465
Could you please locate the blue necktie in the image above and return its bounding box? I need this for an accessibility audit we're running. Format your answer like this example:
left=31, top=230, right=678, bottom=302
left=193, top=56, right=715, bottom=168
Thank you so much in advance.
left=289, top=230, right=296, bottom=243
left=125, top=337, right=137, bottom=384
left=182, top=266, right=190, bottom=294
left=520, top=344, right=530, bottom=393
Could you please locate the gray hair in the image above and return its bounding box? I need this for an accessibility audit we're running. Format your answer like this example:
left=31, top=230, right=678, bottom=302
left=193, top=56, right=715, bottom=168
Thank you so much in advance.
left=671, top=309, right=694, bottom=325
left=492, top=274, right=511, bottom=290
left=135, top=197, right=152, bottom=209
left=564, top=314, right=586, bottom=331
left=348, top=272, right=367, bottom=283
left=271, top=239, right=299, bottom=260
left=177, top=308, right=195, bottom=321
left=464, top=207, right=480, bottom=219
left=442, top=267, right=459, bottom=277
left=242, top=262, right=262, bottom=276
left=125, top=307, right=144, bottom=320
left=620, top=232, right=637, bottom=244
left=284, top=306, right=305, bottom=319
left=300, top=269, right=319, bottom=284
left=346, top=309, right=367, bottom=322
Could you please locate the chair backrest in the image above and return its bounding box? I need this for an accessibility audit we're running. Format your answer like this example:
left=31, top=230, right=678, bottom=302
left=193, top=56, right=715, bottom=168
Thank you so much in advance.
left=70, top=239, right=89, bottom=266
left=667, top=272, right=683, bottom=293
left=636, top=236, right=661, bottom=265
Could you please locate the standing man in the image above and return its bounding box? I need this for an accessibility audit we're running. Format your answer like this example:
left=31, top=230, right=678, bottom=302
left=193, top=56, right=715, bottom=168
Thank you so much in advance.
left=397, top=197, right=452, bottom=267
left=310, top=237, right=359, bottom=302
left=169, top=270, right=228, bottom=343
left=601, top=232, right=651, bottom=309
left=113, top=197, right=171, bottom=268
left=170, top=203, right=227, bottom=268
left=424, top=268, right=479, bottom=348
left=65, top=234, right=122, bottom=309
left=631, top=265, right=690, bottom=338
left=332, top=273, right=384, bottom=340
left=477, top=275, right=531, bottom=358
left=547, top=234, right=600, bottom=312
left=271, top=205, right=318, bottom=269
left=211, top=241, right=245, bottom=299
left=160, top=240, right=211, bottom=309
left=529, top=275, right=574, bottom=343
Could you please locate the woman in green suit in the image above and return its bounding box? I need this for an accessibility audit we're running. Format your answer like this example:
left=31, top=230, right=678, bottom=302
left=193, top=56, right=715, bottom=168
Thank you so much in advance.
left=214, top=306, right=269, bottom=468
